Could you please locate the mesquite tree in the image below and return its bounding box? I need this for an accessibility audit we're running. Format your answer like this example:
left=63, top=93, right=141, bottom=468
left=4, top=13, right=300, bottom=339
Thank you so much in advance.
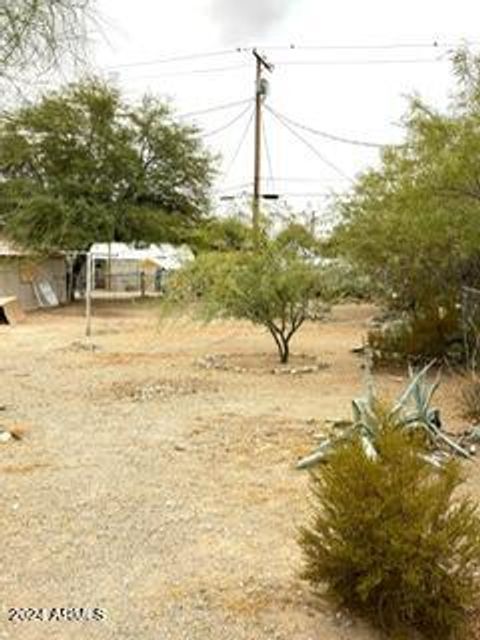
left=0, top=78, right=215, bottom=251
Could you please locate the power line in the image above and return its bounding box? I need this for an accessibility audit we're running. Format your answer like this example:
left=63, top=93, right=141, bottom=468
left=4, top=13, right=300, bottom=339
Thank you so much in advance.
left=222, top=106, right=256, bottom=182
left=277, top=192, right=339, bottom=198
left=103, top=40, right=480, bottom=72
left=118, top=63, right=249, bottom=81
left=266, top=105, right=396, bottom=149
left=260, top=40, right=480, bottom=52
left=105, top=49, right=240, bottom=70
left=214, top=182, right=252, bottom=193
left=267, top=108, right=354, bottom=184
left=262, top=117, right=275, bottom=193
left=215, top=190, right=337, bottom=199
left=273, top=56, right=447, bottom=67
left=179, top=98, right=251, bottom=119
left=202, top=101, right=254, bottom=137
left=259, top=176, right=345, bottom=183
left=215, top=178, right=344, bottom=190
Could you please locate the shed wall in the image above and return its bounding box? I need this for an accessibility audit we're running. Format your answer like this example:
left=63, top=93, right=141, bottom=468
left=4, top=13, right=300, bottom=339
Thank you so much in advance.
left=0, top=257, right=67, bottom=310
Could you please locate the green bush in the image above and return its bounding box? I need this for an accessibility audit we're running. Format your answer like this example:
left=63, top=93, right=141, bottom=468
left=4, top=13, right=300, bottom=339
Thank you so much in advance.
left=299, top=424, right=480, bottom=639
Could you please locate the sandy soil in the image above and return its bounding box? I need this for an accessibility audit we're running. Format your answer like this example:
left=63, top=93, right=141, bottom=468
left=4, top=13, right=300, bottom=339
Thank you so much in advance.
left=0, top=300, right=478, bottom=640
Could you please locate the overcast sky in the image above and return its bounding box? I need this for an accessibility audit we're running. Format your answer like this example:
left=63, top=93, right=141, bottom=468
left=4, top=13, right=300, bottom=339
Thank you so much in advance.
left=92, top=0, right=480, bottom=226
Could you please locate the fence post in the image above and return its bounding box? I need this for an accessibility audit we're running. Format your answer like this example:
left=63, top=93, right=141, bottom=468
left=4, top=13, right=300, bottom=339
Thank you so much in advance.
left=86, top=252, right=92, bottom=337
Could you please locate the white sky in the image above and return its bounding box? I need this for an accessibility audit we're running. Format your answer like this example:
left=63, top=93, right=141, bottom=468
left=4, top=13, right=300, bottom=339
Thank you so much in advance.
left=91, top=0, right=480, bottom=226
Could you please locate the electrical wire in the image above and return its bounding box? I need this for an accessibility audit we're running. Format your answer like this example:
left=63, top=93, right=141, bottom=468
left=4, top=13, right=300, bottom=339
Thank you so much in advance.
left=265, top=105, right=396, bottom=149
left=215, top=190, right=337, bottom=200
left=202, top=101, right=254, bottom=137
left=259, top=176, right=344, bottom=183
left=178, top=98, right=252, bottom=119
left=222, top=106, right=256, bottom=182
left=118, top=63, right=250, bottom=81
left=105, top=49, right=240, bottom=70
left=276, top=192, right=338, bottom=198
left=260, top=40, right=480, bottom=51
left=273, top=57, right=447, bottom=67
left=266, top=109, right=354, bottom=184
left=214, top=182, right=252, bottom=193
left=262, top=117, right=275, bottom=194
left=104, top=40, right=480, bottom=72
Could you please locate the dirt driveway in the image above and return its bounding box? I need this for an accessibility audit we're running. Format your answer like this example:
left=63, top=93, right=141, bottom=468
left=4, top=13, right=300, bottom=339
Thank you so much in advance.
left=0, top=300, right=477, bottom=640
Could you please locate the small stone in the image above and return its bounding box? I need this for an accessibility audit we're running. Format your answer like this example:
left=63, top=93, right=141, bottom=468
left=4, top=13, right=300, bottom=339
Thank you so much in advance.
left=0, top=430, right=11, bottom=443
left=174, top=443, right=186, bottom=452
left=351, top=345, right=365, bottom=354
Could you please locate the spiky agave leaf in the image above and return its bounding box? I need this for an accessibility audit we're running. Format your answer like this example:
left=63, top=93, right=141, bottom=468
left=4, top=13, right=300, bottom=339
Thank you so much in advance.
left=297, top=360, right=471, bottom=469
left=296, top=439, right=335, bottom=469
left=388, top=361, right=436, bottom=420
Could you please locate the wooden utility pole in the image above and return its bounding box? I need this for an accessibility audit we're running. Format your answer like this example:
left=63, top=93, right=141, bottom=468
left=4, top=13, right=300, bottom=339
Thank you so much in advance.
left=252, top=49, right=273, bottom=240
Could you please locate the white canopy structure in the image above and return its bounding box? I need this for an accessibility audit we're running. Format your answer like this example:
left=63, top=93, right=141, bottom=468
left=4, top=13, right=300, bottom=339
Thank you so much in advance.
left=87, top=242, right=194, bottom=294
left=89, top=242, right=194, bottom=271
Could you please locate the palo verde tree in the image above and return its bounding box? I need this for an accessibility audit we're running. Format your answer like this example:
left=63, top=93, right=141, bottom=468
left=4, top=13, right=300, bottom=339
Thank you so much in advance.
left=0, top=0, right=95, bottom=97
left=333, top=48, right=480, bottom=330
left=168, top=239, right=333, bottom=363
left=0, top=78, right=216, bottom=253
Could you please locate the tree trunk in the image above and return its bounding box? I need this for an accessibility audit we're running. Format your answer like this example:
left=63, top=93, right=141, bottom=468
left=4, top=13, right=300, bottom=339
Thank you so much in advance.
left=267, top=324, right=292, bottom=364
left=279, top=336, right=290, bottom=363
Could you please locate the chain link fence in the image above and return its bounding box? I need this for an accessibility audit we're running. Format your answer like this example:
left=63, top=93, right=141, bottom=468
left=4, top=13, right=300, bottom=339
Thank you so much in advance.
left=76, top=268, right=168, bottom=299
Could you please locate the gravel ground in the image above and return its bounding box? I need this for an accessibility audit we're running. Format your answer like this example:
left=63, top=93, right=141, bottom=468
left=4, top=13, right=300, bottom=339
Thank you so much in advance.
left=0, top=300, right=478, bottom=640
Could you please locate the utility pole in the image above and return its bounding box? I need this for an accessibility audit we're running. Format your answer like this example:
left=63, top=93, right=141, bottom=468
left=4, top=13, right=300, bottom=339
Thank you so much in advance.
left=252, top=48, right=273, bottom=241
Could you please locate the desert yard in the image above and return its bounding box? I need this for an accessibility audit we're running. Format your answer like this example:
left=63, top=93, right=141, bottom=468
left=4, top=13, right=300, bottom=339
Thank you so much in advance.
left=0, top=300, right=479, bottom=640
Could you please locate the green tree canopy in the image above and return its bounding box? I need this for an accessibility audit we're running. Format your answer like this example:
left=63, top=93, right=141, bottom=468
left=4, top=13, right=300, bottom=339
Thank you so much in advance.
left=168, top=242, right=334, bottom=363
left=187, top=216, right=255, bottom=254
left=0, top=78, right=216, bottom=250
left=333, top=48, right=480, bottom=320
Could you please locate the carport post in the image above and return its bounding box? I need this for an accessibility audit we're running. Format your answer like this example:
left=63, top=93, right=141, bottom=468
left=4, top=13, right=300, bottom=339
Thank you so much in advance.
left=85, top=251, right=92, bottom=337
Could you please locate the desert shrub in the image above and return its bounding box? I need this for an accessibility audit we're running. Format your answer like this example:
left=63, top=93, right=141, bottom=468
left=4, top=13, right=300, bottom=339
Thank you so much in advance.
left=274, top=222, right=320, bottom=253
left=319, top=259, right=373, bottom=301
left=187, top=216, right=255, bottom=253
left=460, top=374, right=480, bottom=423
left=167, top=244, right=334, bottom=363
left=299, top=423, right=480, bottom=639
left=368, top=310, right=462, bottom=365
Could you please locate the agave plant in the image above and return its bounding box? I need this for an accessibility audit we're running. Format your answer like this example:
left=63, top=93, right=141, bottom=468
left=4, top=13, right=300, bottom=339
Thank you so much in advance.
left=297, top=362, right=471, bottom=469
